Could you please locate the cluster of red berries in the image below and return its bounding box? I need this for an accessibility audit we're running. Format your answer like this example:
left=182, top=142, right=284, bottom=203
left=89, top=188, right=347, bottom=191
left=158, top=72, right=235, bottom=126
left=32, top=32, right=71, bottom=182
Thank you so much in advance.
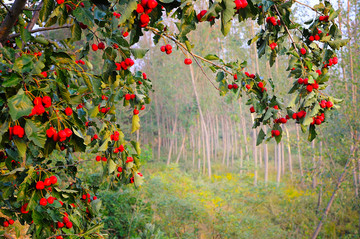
left=196, top=10, right=215, bottom=22
left=46, top=127, right=72, bottom=142
left=126, top=157, right=134, bottom=163
left=292, top=110, right=307, bottom=120
left=91, top=134, right=98, bottom=141
left=311, top=113, right=325, bottom=125
left=228, top=83, right=239, bottom=90
left=75, top=59, right=85, bottom=65
left=110, top=131, right=120, bottom=141
left=76, top=103, right=85, bottom=109
left=81, top=193, right=97, bottom=203
left=245, top=72, right=255, bottom=79
left=323, top=57, right=338, bottom=68
left=184, top=58, right=192, bottom=65
left=91, top=42, right=105, bottom=51
left=36, top=176, right=58, bottom=191
left=274, top=116, right=289, bottom=124
left=39, top=196, right=56, bottom=206
left=318, top=15, right=329, bottom=21
left=160, top=44, right=172, bottom=54
left=234, top=0, right=248, bottom=9
left=319, top=100, right=333, bottom=108
left=124, top=93, right=136, bottom=101
left=136, top=0, right=158, bottom=27
left=266, top=16, right=280, bottom=26
left=309, top=35, right=320, bottom=42
left=21, top=203, right=29, bottom=214
left=95, top=155, right=107, bottom=162
left=2, top=219, right=14, bottom=227
left=115, top=58, right=135, bottom=71
left=98, top=105, right=110, bottom=114
left=257, top=82, right=267, bottom=92
left=297, top=78, right=319, bottom=92
left=9, top=125, right=25, bottom=139
left=113, top=145, right=125, bottom=153
left=113, top=12, right=121, bottom=18
left=271, top=130, right=281, bottom=137
left=57, top=213, right=72, bottom=229
left=269, top=42, right=277, bottom=50
left=29, top=96, right=52, bottom=117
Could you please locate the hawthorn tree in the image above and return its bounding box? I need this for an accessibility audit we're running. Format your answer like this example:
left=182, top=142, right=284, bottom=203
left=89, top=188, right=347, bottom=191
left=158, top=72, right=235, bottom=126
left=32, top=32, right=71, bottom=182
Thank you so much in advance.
left=0, top=0, right=347, bottom=238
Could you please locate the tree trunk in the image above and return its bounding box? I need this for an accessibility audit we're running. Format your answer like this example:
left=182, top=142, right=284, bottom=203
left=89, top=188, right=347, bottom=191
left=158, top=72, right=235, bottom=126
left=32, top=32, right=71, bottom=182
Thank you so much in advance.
left=284, top=125, right=293, bottom=180
left=263, top=126, right=269, bottom=184
left=175, top=133, right=186, bottom=164
left=296, top=124, right=304, bottom=182
left=166, top=115, right=178, bottom=165
left=239, top=100, right=249, bottom=161
left=276, top=143, right=281, bottom=187
left=251, top=114, right=258, bottom=186
left=312, top=141, right=317, bottom=188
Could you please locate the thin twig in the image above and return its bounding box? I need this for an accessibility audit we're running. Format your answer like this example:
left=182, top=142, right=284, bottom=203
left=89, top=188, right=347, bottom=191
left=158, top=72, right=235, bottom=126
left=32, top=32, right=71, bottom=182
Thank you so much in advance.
left=294, top=0, right=322, bottom=15
left=46, top=159, right=93, bottom=171
left=8, top=24, right=71, bottom=38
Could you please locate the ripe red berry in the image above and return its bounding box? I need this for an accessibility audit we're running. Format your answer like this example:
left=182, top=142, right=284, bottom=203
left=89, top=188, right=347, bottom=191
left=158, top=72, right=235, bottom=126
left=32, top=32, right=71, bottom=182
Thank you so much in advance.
left=228, top=84, right=233, bottom=89
left=297, top=78, right=304, bottom=84
left=274, top=130, right=280, bottom=137
left=314, top=35, right=320, bottom=41
left=257, top=82, right=264, bottom=88
left=326, top=101, right=333, bottom=108
left=319, top=16, right=324, bottom=21
left=41, top=71, right=48, bottom=78
left=44, top=178, right=51, bottom=186
left=58, top=130, right=67, bottom=139
left=64, top=128, right=72, bottom=137
left=91, top=44, right=98, bottom=51
left=56, top=0, right=64, bottom=4
left=102, top=157, right=107, bottom=162
left=117, top=167, right=123, bottom=172
left=233, top=84, right=238, bottom=89
left=39, top=198, right=47, bottom=206
left=65, top=221, right=73, bottom=228
left=64, top=107, right=73, bottom=116
left=134, top=109, right=140, bottom=115
left=123, top=31, right=129, bottom=37
left=50, top=175, right=57, bottom=184
left=309, top=36, right=314, bottom=41
left=95, top=156, right=101, bottom=161
left=124, top=94, right=131, bottom=100
left=98, top=42, right=105, bottom=49
left=147, top=0, right=158, bottom=9
left=233, top=74, right=238, bottom=80
left=47, top=197, right=55, bottom=204
left=140, top=14, right=150, bottom=25
left=184, top=58, right=192, bottom=65
left=160, top=46, right=166, bottom=52
left=33, top=97, right=42, bottom=105
left=136, top=4, right=144, bottom=13
left=303, top=78, right=309, bottom=85
left=245, top=84, right=251, bottom=90
left=300, top=48, right=306, bottom=55
left=197, top=10, right=207, bottom=22
left=315, top=119, right=322, bottom=125
left=57, top=221, right=64, bottom=228
left=3, top=221, right=9, bottom=227
left=42, top=96, right=52, bottom=108
left=36, top=181, right=45, bottom=190
left=250, top=106, right=255, bottom=113
left=306, top=85, right=313, bottom=92
left=8, top=219, right=14, bottom=225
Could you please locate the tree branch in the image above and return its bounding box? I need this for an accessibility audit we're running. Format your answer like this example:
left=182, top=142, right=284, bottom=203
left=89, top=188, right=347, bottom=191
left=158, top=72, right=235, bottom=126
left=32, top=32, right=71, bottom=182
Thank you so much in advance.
left=294, top=0, right=322, bottom=15
left=0, top=0, right=11, bottom=14
left=27, top=1, right=43, bottom=31
left=8, top=24, right=71, bottom=39
left=0, top=0, right=27, bottom=43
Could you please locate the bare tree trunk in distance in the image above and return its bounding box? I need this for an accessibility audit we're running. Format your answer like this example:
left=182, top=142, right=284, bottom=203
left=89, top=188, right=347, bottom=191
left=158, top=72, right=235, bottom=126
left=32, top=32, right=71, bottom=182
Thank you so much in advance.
left=284, top=125, right=293, bottom=180
left=251, top=114, right=258, bottom=186
left=296, top=124, right=304, bottom=183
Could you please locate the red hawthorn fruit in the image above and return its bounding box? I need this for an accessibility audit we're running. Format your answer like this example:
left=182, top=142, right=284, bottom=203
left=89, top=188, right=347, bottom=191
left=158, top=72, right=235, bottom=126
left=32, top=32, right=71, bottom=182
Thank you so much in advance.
left=184, top=58, right=192, bottom=65
left=64, top=107, right=73, bottom=116
left=234, top=74, right=238, bottom=80
left=130, top=94, right=136, bottom=99
left=319, top=16, right=324, bottom=21
left=257, top=82, right=264, bottom=88
left=165, top=44, right=172, bottom=51
left=324, top=16, right=329, bottom=21
left=233, top=84, right=238, bottom=89
left=44, top=178, right=51, bottom=186
left=303, top=78, right=309, bottom=85
left=58, top=130, right=67, bottom=139
left=279, top=118, right=287, bottom=124
left=91, top=44, right=98, bottom=51
left=117, top=167, right=123, bottom=172
left=250, top=106, right=255, bottom=113
left=140, top=14, right=150, bottom=25
left=8, top=219, right=14, bottom=225
left=316, top=70, right=322, bottom=75
left=65, top=222, right=73, bottom=229
left=40, top=198, right=47, bottom=206
left=93, top=196, right=98, bottom=200
left=286, top=115, right=290, bottom=120
left=40, top=71, right=48, bottom=78
left=13, top=125, right=25, bottom=138
left=118, top=145, right=125, bottom=152
left=33, top=97, right=42, bottom=105
left=47, top=197, right=55, bottom=204
left=228, top=84, right=233, bottom=90
left=21, top=203, right=29, bottom=214
left=82, top=194, right=87, bottom=200
left=160, top=46, right=166, bottom=52
left=197, top=10, right=207, bottom=22
left=309, top=36, right=314, bottom=41
left=136, top=4, right=144, bottom=13
left=312, top=83, right=319, bottom=89
left=300, top=48, right=306, bottom=55
left=102, top=157, right=107, bottom=162
left=36, top=181, right=45, bottom=190
left=64, top=128, right=72, bottom=137
left=46, top=127, right=56, bottom=138
left=245, top=72, right=250, bottom=77
left=317, top=28, right=322, bottom=34
left=134, top=109, right=140, bottom=115
left=93, top=134, right=98, bottom=140
left=87, top=193, right=91, bottom=199
left=80, top=2, right=84, bottom=7
left=3, top=221, right=9, bottom=227
left=250, top=74, right=255, bottom=78
left=95, top=156, right=101, bottom=162
left=269, top=42, right=277, bottom=50
left=140, top=105, right=145, bottom=110
left=297, top=78, right=304, bottom=84
left=147, top=0, right=158, bottom=9
left=315, top=119, right=322, bottom=125
left=113, top=43, right=119, bottom=49
left=273, top=130, right=280, bottom=137
left=306, top=85, right=313, bottom=92
left=114, top=148, right=119, bottom=153
left=245, top=84, right=251, bottom=90
left=52, top=132, right=59, bottom=142
left=273, top=105, right=279, bottom=110
left=42, top=96, right=52, bottom=107
left=333, top=57, right=338, bottom=64
left=50, top=175, right=57, bottom=184
left=320, top=100, right=327, bottom=108
left=57, top=222, right=64, bottom=228
left=35, top=105, right=45, bottom=115
left=98, top=42, right=105, bottom=50
left=126, top=157, right=134, bottom=163
left=326, top=101, right=333, bottom=108
left=56, top=0, right=64, bottom=4
left=314, top=35, right=320, bottom=41
left=142, top=72, right=147, bottom=79
left=166, top=50, right=172, bottom=55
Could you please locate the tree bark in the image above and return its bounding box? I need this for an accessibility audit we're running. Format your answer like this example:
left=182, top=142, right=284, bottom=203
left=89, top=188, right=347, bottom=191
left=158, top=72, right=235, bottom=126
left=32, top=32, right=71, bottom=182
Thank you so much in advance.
left=296, top=124, right=304, bottom=183
left=263, top=126, right=269, bottom=184
left=251, top=114, right=258, bottom=186
left=284, top=125, right=293, bottom=180
left=0, top=0, right=27, bottom=43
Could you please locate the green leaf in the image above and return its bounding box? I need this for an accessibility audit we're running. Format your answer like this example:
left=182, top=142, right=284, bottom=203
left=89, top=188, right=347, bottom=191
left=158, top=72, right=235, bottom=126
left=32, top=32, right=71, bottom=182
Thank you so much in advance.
left=216, top=71, right=225, bottom=82
left=204, top=54, right=220, bottom=60
left=13, top=55, right=33, bottom=73
left=20, top=28, right=31, bottom=42
left=91, top=0, right=111, bottom=11
left=130, top=48, right=149, bottom=59
left=14, top=139, right=27, bottom=159
left=7, top=89, right=33, bottom=120
left=131, top=115, right=140, bottom=133
left=118, top=0, right=138, bottom=24
left=39, top=0, right=55, bottom=22
left=25, top=119, right=46, bottom=148
left=99, top=138, right=111, bottom=152
left=108, top=159, right=116, bottom=174
left=71, top=23, right=82, bottom=41
left=131, top=141, right=141, bottom=155
left=328, top=39, right=349, bottom=50
left=256, top=129, right=266, bottom=146
left=2, top=74, right=22, bottom=87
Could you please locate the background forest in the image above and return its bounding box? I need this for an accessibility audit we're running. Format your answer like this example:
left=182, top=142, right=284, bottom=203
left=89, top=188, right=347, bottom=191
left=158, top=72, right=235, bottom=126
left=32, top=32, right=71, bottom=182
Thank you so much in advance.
left=3, top=0, right=360, bottom=238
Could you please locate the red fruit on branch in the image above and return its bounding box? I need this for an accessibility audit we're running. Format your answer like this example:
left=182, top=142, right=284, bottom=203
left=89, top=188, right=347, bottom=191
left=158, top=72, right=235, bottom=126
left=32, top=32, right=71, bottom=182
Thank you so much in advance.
left=233, top=84, right=238, bottom=89
left=297, top=78, right=304, bottom=84
left=95, top=156, right=101, bottom=162
left=47, top=197, right=55, bottom=204
left=184, top=58, right=192, bottom=65
left=57, top=222, right=64, bottom=228
left=257, top=82, right=264, bottom=88
left=65, top=107, right=73, bottom=116
left=228, top=84, right=233, bottom=89
left=42, top=96, right=52, bottom=107
left=39, top=198, right=47, bottom=206
left=326, top=101, right=333, bottom=108
left=197, top=10, right=207, bottom=22
left=50, top=175, right=57, bottom=184
left=33, top=97, right=42, bottom=105
left=64, top=128, right=72, bottom=137
left=8, top=219, right=14, bottom=225
left=136, top=4, right=144, bottom=13
left=91, top=44, right=98, bottom=51
left=250, top=106, right=255, bottom=113
left=126, top=157, right=134, bottom=163
left=117, top=167, right=123, bottom=172
left=56, top=0, right=64, bottom=4
left=309, top=36, right=314, bottom=41
left=36, top=181, right=45, bottom=190
left=160, top=46, right=165, bottom=52
left=3, top=221, right=9, bottom=227
left=123, top=31, right=129, bottom=37
left=140, top=14, right=150, bottom=25
left=245, top=84, right=251, bottom=90
left=300, top=48, right=306, bottom=55
left=44, top=178, right=51, bottom=186
left=147, top=0, right=158, bottom=9
left=21, top=203, right=29, bottom=214
left=98, top=42, right=105, bottom=49
left=314, top=35, right=320, bottom=41
left=133, top=109, right=139, bottom=115
left=65, top=222, right=73, bottom=228
left=306, top=84, right=313, bottom=92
